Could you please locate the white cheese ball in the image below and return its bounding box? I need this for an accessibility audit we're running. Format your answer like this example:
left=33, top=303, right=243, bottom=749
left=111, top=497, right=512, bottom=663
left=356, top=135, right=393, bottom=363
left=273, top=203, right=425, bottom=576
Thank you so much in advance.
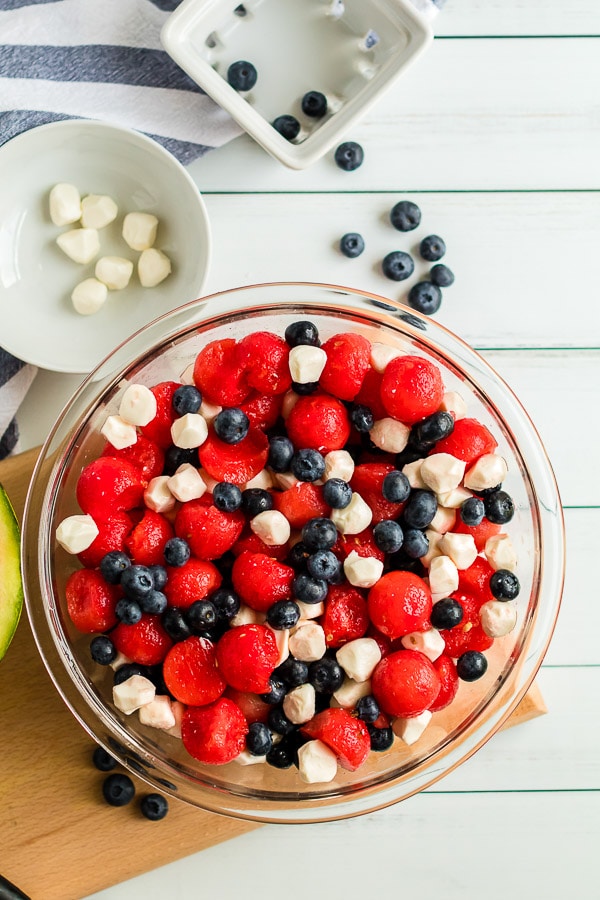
left=56, top=228, right=100, bottom=264
left=297, top=739, right=338, bottom=784
left=119, top=383, right=157, bottom=427
left=480, top=600, right=518, bottom=638
left=95, top=256, right=134, bottom=290
left=122, top=212, right=159, bottom=250
left=138, top=248, right=172, bottom=287
left=49, top=182, right=81, bottom=226
left=71, top=278, right=108, bottom=315
left=288, top=345, right=327, bottom=383
left=80, top=194, right=118, bottom=229
left=330, top=491, right=372, bottom=535
left=100, top=414, right=137, bottom=450
left=55, top=514, right=99, bottom=554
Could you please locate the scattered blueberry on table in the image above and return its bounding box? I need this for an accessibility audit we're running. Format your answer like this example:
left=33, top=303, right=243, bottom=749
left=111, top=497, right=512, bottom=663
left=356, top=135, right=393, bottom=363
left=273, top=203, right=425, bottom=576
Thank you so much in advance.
left=339, top=232, right=365, bottom=258
left=334, top=141, right=364, bottom=171
left=302, top=90, right=328, bottom=118
left=382, top=250, right=415, bottom=282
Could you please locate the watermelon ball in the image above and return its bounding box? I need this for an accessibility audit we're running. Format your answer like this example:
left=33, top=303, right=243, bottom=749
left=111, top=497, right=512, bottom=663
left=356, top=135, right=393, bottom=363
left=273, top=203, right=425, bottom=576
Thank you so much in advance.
left=371, top=649, right=441, bottom=718
left=215, top=624, right=279, bottom=693
left=368, top=570, right=432, bottom=639
left=380, top=355, right=444, bottom=425
left=181, top=698, right=248, bottom=765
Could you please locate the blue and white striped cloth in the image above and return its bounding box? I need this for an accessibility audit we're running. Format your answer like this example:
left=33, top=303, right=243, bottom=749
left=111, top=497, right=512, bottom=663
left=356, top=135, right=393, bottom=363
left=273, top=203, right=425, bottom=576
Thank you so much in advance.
left=0, top=0, right=244, bottom=458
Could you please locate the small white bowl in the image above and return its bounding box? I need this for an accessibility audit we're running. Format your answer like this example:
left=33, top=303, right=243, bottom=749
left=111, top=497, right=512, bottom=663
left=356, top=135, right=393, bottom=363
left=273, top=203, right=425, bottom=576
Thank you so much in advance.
left=0, top=120, right=211, bottom=374
left=161, top=0, right=433, bottom=170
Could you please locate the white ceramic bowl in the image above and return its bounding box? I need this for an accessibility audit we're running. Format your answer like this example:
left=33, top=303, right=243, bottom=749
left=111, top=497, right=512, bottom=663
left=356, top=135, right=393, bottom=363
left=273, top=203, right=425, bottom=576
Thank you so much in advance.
left=0, top=120, right=211, bottom=374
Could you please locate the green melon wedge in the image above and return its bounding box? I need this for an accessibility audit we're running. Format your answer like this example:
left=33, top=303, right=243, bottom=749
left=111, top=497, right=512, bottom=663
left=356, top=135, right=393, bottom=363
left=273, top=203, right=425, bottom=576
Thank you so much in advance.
left=0, top=483, right=23, bottom=661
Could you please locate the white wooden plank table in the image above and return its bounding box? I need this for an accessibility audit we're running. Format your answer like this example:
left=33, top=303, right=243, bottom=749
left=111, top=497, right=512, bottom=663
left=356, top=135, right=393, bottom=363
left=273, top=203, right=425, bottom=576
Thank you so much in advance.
left=15, top=2, right=599, bottom=898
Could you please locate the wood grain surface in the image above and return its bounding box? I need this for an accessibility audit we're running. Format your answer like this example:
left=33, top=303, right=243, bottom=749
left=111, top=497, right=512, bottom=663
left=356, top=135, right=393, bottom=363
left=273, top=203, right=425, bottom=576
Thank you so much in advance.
left=0, top=448, right=544, bottom=900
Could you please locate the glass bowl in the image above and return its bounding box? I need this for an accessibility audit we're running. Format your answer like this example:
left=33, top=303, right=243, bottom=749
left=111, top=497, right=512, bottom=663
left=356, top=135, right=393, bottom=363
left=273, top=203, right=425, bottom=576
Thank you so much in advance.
left=22, top=282, right=564, bottom=823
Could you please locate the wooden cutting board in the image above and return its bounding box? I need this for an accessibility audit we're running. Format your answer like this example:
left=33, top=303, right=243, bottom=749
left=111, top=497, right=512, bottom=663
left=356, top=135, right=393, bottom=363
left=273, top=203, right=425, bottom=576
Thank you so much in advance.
left=0, top=447, right=546, bottom=900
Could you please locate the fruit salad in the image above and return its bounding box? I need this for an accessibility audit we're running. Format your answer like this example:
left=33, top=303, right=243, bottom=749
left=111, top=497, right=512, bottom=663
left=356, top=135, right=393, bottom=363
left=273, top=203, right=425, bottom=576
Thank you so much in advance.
left=56, top=318, right=520, bottom=785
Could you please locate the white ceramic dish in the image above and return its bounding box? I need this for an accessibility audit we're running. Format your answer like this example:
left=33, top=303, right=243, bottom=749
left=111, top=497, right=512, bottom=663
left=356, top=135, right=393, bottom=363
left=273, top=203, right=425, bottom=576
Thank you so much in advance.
left=0, top=120, right=211, bottom=374
left=161, top=0, right=434, bottom=169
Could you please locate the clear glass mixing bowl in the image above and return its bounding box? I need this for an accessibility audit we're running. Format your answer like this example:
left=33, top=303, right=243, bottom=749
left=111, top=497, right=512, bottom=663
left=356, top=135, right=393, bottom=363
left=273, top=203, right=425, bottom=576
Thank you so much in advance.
left=23, top=283, right=564, bottom=823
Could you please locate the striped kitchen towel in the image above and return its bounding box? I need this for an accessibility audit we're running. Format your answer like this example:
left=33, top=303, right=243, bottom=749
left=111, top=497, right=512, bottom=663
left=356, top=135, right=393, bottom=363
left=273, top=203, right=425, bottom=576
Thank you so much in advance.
left=0, top=0, right=243, bottom=165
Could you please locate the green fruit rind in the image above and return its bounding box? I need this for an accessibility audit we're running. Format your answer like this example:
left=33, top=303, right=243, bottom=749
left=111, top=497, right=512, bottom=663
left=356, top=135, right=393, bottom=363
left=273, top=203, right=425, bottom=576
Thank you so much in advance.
left=0, top=483, right=24, bottom=662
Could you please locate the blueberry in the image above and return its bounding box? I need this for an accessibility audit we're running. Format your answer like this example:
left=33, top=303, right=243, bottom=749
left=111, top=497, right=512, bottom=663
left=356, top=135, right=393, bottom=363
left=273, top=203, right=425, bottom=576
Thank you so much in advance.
left=214, top=407, right=249, bottom=444
left=308, top=657, right=344, bottom=693
left=456, top=650, right=488, bottom=682
left=275, top=657, right=309, bottom=688
left=410, top=411, right=454, bottom=450
left=302, top=517, right=338, bottom=551
left=102, top=773, right=135, bottom=807
left=322, top=478, right=352, bottom=509
left=368, top=725, right=394, bottom=752
left=246, top=721, right=273, bottom=756
left=340, top=232, right=365, bottom=258
left=301, top=90, right=327, bottom=118
left=382, top=470, right=411, bottom=503
left=163, top=445, right=199, bottom=476
left=408, top=281, right=442, bottom=316
left=403, top=490, right=437, bottom=529
left=292, top=572, right=328, bottom=604
left=382, top=250, right=415, bottom=282
left=148, top=565, right=168, bottom=591
left=390, top=200, right=421, bottom=232
left=210, top=587, right=241, bottom=622
left=140, top=793, right=169, bottom=821
left=266, top=742, right=295, bottom=769
left=287, top=541, right=310, bottom=570
left=113, top=663, right=148, bottom=686
left=484, top=490, right=515, bottom=524
left=163, top=537, right=190, bottom=568
left=460, top=497, right=485, bottom=527
left=120, top=564, right=154, bottom=599
left=100, top=551, right=130, bottom=585
left=490, top=569, right=520, bottom=600
left=172, top=384, right=202, bottom=416
left=115, top=596, right=142, bottom=625
left=284, top=320, right=320, bottom=347
left=268, top=435, right=294, bottom=472
left=92, top=745, right=118, bottom=772
left=162, top=606, right=192, bottom=642
left=260, top=677, right=287, bottom=705
left=350, top=404, right=374, bottom=432
left=430, top=264, right=455, bottom=287
left=137, top=590, right=167, bottom=616
left=90, top=635, right=116, bottom=665
left=212, top=481, right=243, bottom=512
left=356, top=694, right=380, bottom=724
left=419, top=234, right=446, bottom=262
left=334, top=141, right=364, bottom=171
left=291, top=448, right=326, bottom=482
left=430, top=598, right=464, bottom=630
left=186, top=600, right=218, bottom=632
left=267, top=600, right=301, bottom=630
left=242, top=488, right=273, bottom=517
left=227, top=59, right=257, bottom=91
left=402, top=528, right=429, bottom=559
left=291, top=380, right=319, bottom=395
left=395, top=446, right=428, bottom=468
left=373, top=519, right=404, bottom=553
left=273, top=114, right=300, bottom=140
left=307, top=550, right=342, bottom=583
left=267, top=705, right=296, bottom=736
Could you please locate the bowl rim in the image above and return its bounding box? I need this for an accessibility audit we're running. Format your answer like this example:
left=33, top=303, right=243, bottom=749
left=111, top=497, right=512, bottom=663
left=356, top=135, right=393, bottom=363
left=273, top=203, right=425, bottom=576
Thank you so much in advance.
left=22, top=282, right=566, bottom=822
